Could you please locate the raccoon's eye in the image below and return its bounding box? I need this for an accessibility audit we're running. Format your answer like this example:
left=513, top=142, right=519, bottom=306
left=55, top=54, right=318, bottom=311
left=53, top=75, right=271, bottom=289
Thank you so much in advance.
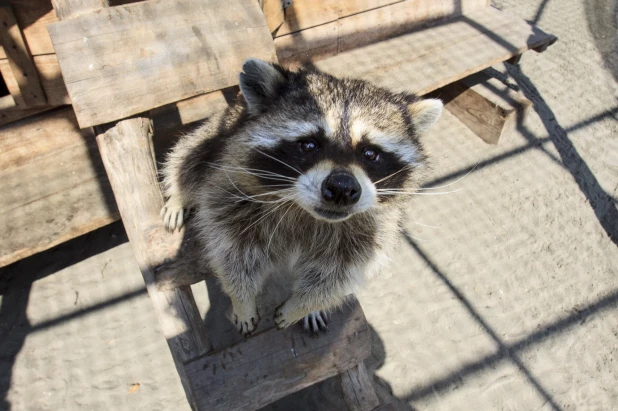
left=299, top=139, right=318, bottom=153
left=363, top=148, right=380, bottom=162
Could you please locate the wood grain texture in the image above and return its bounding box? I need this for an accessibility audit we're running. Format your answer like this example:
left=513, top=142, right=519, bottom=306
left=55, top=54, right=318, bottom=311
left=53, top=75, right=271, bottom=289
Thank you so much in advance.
left=313, top=7, right=557, bottom=96
left=276, top=0, right=402, bottom=37
left=51, top=0, right=109, bottom=19
left=184, top=297, right=372, bottom=411
left=0, top=85, right=233, bottom=267
left=0, top=107, right=114, bottom=267
left=48, top=0, right=277, bottom=128
left=262, top=0, right=284, bottom=34
left=275, top=0, right=488, bottom=67
left=435, top=72, right=531, bottom=144
left=341, top=362, right=380, bottom=411
left=0, top=94, right=57, bottom=126
left=10, top=0, right=59, bottom=56
left=0, top=55, right=70, bottom=106
left=96, top=118, right=212, bottom=366
left=0, top=4, right=46, bottom=106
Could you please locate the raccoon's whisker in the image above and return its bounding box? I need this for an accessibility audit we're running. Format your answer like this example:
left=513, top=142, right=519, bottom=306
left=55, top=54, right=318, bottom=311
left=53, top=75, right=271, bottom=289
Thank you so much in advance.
left=412, top=221, right=441, bottom=229
left=220, top=166, right=297, bottom=182
left=376, top=188, right=464, bottom=196
left=233, top=188, right=295, bottom=203
left=253, top=149, right=302, bottom=175
left=418, top=163, right=478, bottom=190
left=374, top=166, right=411, bottom=186
left=206, top=163, right=297, bottom=183
left=405, top=233, right=431, bottom=242
left=222, top=172, right=294, bottom=204
left=238, top=198, right=294, bottom=236
left=267, top=202, right=294, bottom=255
left=206, top=162, right=293, bottom=180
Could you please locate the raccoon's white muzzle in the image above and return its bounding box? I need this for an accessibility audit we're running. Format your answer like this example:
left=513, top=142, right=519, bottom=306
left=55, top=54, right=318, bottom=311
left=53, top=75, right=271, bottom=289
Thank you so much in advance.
left=294, top=162, right=377, bottom=222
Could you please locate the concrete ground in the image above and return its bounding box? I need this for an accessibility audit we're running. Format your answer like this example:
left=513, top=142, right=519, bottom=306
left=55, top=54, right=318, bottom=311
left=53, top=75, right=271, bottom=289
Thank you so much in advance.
left=1, top=0, right=617, bottom=410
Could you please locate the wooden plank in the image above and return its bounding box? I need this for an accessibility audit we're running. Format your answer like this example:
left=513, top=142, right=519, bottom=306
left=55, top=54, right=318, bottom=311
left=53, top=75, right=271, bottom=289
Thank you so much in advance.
left=275, top=0, right=488, bottom=67
left=10, top=0, right=59, bottom=56
left=0, top=107, right=115, bottom=267
left=0, top=55, right=25, bottom=106
left=276, top=0, right=402, bottom=37
left=0, top=3, right=46, bottom=106
left=51, top=0, right=109, bottom=20
left=96, top=119, right=212, bottom=411
left=434, top=72, right=531, bottom=144
left=313, top=7, right=557, bottom=96
left=185, top=297, right=372, bottom=411
left=1, top=54, right=231, bottom=116
left=97, top=118, right=212, bottom=359
left=0, top=86, right=231, bottom=267
left=48, top=0, right=277, bottom=128
left=262, top=0, right=284, bottom=34
left=0, top=94, right=57, bottom=127
left=0, top=55, right=70, bottom=106
left=0, top=0, right=489, bottom=59
left=341, top=362, right=380, bottom=411
left=0, top=1, right=509, bottom=110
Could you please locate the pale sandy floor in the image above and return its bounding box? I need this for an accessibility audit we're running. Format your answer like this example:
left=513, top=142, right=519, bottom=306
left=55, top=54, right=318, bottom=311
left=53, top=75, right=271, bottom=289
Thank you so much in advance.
left=1, top=0, right=617, bottom=410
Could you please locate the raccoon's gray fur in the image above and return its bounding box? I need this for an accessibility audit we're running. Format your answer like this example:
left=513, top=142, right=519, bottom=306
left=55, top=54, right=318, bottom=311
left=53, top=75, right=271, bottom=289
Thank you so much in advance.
left=160, top=59, right=442, bottom=336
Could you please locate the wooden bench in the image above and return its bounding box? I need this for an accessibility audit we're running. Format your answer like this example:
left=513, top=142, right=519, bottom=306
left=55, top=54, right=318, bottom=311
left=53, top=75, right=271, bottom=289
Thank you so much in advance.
left=3, top=0, right=555, bottom=409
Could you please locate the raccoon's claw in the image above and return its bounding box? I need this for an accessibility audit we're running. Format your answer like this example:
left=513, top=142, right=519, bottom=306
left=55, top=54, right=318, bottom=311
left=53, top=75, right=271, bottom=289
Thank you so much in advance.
left=274, top=301, right=307, bottom=330
left=161, top=199, right=184, bottom=232
left=233, top=309, right=260, bottom=337
left=301, top=311, right=329, bottom=334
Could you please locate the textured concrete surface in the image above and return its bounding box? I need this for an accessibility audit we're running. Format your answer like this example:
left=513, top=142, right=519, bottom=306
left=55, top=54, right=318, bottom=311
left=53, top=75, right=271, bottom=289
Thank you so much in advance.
left=1, top=1, right=617, bottom=410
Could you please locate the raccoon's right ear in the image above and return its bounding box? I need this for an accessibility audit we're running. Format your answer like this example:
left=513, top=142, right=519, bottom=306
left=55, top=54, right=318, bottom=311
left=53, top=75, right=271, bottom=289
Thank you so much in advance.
left=239, top=58, right=287, bottom=113
left=408, top=98, right=443, bottom=135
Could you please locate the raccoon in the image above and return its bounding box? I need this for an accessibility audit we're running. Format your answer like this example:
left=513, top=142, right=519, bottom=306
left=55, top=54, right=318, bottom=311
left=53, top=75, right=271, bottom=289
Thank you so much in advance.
left=160, top=59, right=442, bottom=336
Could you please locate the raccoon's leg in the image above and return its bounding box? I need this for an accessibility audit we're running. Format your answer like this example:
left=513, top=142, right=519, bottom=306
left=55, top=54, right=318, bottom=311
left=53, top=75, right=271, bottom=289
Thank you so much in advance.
left=274, top=264, right=354, bottom=331
left=159, top=136, right=198, bottom=232
left=215, top=257, right=267, bottom=337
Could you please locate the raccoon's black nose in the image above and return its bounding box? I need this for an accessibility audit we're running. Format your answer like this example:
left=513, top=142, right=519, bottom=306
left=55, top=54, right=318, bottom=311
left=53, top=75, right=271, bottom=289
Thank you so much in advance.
left=322, top=172, right=362, bottom=206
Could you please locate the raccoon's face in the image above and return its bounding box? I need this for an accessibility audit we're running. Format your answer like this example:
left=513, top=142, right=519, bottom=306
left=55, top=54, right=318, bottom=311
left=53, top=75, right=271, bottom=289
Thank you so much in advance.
left=238, top=59, right=442, bottom=222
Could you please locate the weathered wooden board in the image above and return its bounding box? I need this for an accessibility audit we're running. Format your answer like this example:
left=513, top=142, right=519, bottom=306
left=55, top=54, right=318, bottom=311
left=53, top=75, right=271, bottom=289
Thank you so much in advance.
left=0, top=107, right=115, bottom=267
left=276, top=0, right=402, bottom=37
left=0, top=0, right=505, bottom=112
left=262, top=0, right=284, bottom=34
left=341, top=362, right=381, bottom=411
left=435, top=72, right=532, bottom=144
left=275, top=0, right=489, bottom=67
left=0, top=4, right=47, bottom=106
left=96, top=118, right=212, bottom=409
left=51, top=0, right=110, bottom=20
left=185, top=297, right=372, bottom=411
left=48, top=0, right=277, bottom=128
left=0, top=55, right=70, bottom=106
left=9, top=0, right=59, bottom=57
left=313, top=7, right=557, bottom=96
left=0, top=85, right=235, bottom=267
left=0, top=94, right=56, bottom=127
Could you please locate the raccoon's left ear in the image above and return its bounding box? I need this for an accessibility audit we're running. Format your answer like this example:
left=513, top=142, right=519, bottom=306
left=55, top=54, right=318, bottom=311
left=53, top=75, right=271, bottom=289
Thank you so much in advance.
left=239, top=58, right=287, bottom=113
left=408, top=98, right=443, bottom=134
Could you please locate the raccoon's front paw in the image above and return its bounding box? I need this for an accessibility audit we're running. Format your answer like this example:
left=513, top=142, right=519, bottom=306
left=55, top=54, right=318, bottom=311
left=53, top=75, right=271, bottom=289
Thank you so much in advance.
left=301, top=311, right=329, bottom=334
left=160, top=198, right=184, bottom=232
left=274, top=299, right=308, bottom=330
left=231, top=305, right=261, bottom=338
